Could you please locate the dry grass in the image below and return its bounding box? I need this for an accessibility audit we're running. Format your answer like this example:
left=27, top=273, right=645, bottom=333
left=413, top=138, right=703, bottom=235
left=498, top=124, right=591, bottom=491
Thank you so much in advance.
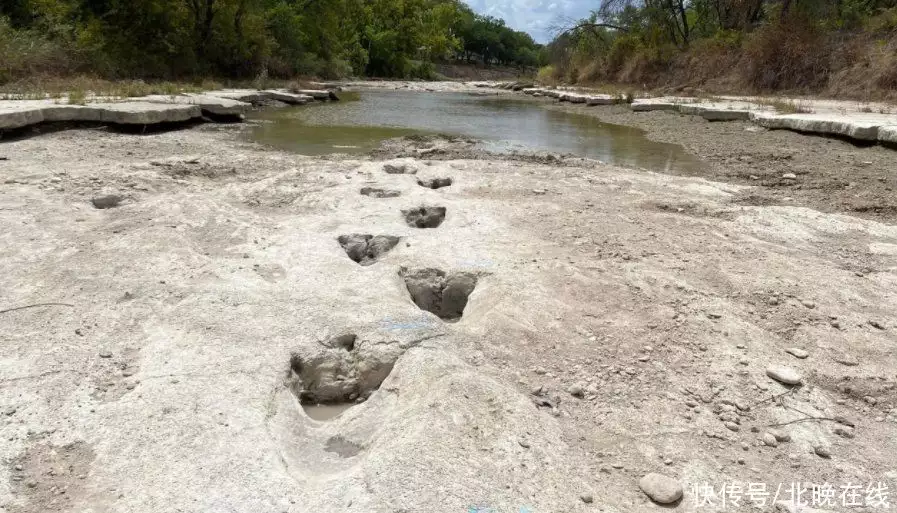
left=554, top=14, right=897, bottom=105
left=742, top=17, right=831, bottom=92
left=67, top=89, right=87, bottom=105
left=756, top=98, right=815, bottom=114
left=0, top=76, right=224, bottom=100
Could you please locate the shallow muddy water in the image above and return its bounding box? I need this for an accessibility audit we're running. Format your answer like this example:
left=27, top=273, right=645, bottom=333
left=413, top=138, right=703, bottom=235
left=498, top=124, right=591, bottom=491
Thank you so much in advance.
left=249, top=90, right=705, bottom=173
left=301, top=403, right=353, bottom=421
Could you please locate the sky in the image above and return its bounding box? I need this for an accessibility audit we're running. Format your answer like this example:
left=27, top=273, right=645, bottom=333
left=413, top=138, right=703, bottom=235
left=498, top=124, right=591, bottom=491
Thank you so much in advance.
left=465, top=0, right=595, bottom=43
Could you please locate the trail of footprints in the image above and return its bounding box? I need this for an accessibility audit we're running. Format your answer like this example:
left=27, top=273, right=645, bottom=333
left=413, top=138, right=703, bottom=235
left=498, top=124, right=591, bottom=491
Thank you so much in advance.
left=290, top=162, right=476, bottom=420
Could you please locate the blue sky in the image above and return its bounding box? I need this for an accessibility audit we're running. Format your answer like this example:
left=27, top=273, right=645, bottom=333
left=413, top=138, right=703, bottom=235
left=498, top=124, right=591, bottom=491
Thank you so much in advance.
left=465, top=0, right=595, bottom=43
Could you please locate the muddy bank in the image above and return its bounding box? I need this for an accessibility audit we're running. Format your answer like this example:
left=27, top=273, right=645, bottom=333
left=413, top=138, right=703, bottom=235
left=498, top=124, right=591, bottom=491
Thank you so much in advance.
left=1, top=101, right=896, bottom=513
left=547, top=102, right=897, bottom=222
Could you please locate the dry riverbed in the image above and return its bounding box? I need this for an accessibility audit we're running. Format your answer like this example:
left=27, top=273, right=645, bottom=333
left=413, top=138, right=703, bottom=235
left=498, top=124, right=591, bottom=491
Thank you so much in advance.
left=548, top=102, right=897, bottom=223
left=0, top=96, right=896, bottom=513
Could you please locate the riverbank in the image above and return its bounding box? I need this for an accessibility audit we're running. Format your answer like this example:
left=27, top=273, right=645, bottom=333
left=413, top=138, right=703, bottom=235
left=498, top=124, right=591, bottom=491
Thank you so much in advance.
left=1, top=84, right=896, bottom=513
left=548, top=102, right=897, bottom=222
left=473, top=83, right=897, bottom=223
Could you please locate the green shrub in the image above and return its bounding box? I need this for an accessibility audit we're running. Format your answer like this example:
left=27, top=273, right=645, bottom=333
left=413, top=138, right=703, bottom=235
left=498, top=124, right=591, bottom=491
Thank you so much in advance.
left=0, top=16, right=74, bottom=84
left=536, top=65, right=557, bottom=84
left=67, top=88, right=87, bottom=105
left=409, top=61, right=436, bottom=79
left=606, top=35, right=641, bottom=75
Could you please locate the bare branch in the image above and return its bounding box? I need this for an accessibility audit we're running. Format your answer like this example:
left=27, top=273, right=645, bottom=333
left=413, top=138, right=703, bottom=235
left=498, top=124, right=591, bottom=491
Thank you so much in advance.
left=0, top=303, right=74, bottom=315
left=568, top=21, right=629, bottom=33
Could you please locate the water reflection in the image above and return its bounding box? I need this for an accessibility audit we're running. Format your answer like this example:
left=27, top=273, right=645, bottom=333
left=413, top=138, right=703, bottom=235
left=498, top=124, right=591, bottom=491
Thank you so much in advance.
left=249, top=90, right=704, bottom=173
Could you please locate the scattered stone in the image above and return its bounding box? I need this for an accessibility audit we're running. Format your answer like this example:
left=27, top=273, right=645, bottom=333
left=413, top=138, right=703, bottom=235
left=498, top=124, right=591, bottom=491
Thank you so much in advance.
left=568, top=384, right=585, bottom=398
left=762, top=433, right=779, bottom=447
left=91, top=194, right=123, bottom=209
left=766, top=365, right=802, bottom=386
left=580, top=494, right=594, bottom=504
left=833, top=356, right=859, bottom=367
left=868, top=320, right=886, bottom=330
left=814, top=445, right=832, bottom=459
left=518, top=439, right=531, bottom=449
left=833, top=426, right=855, bottom=439
left=785, top=348, right=809, bottom=359
left=782, top=173, right=797, bottom=180
left=800, top=300, right=816, bottom=309
left=864, top=396, right=877, bottom=405
left=638, top=473, right=683, bottom=504
left=532, top=189, right=547, bottom=195
left=724, top=422, right=740, bottom=432
left=99, top=350, right=113, bottom=358
left=769, top=429, right=791, bottom=443
left=532, top=397, right=555, bottom=409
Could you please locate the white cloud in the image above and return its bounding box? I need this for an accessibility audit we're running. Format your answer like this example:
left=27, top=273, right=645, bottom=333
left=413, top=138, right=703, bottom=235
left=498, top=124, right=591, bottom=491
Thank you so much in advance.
left=466, top=0, right=594, bottom=42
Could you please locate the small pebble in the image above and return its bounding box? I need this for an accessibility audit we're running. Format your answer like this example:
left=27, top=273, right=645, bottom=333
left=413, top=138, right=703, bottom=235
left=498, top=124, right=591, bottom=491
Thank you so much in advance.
left=814, top=446, right=832, bottom=459
left=785, top=348, right=809, bottom=359
left=770, top=429, right=791, bottom=442
left=766, top=365, right=802, bottom=385
left=639, top=473, right=683, bottom=504
left=91, top=194, right=123, bottom=209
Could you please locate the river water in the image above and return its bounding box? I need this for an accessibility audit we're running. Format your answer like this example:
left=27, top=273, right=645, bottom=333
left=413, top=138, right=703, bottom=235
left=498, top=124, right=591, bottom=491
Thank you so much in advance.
left=249, top=90, right=704, bottom=173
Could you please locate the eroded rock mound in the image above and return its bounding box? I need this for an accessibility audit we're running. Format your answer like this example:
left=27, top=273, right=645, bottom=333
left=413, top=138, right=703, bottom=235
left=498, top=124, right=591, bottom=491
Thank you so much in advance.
left=337, top=234, right=401, bottom=265
left=402, top=206, right=446, bottom=228
left=400, top=267, right=478, bottom=321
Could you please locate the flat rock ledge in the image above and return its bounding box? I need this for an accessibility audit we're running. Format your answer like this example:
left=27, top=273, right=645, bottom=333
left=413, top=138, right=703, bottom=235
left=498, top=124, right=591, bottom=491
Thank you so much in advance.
left=0, top=89, right=335, bottom=132
left=490, top=83, right=897, bottom=146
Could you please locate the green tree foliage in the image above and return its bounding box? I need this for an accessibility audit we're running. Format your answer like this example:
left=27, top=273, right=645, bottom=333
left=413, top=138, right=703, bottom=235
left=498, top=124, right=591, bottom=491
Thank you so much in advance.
left=453, top=5, right=540, bottom=68
left=0, top=0, right=541, bottom=82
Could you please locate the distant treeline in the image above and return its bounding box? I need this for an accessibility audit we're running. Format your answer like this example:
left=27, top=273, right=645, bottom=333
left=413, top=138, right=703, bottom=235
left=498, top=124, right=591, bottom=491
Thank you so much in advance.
left=0, top=0, right=542, bottom=83
left=541, top=0, right=897, bottom=98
